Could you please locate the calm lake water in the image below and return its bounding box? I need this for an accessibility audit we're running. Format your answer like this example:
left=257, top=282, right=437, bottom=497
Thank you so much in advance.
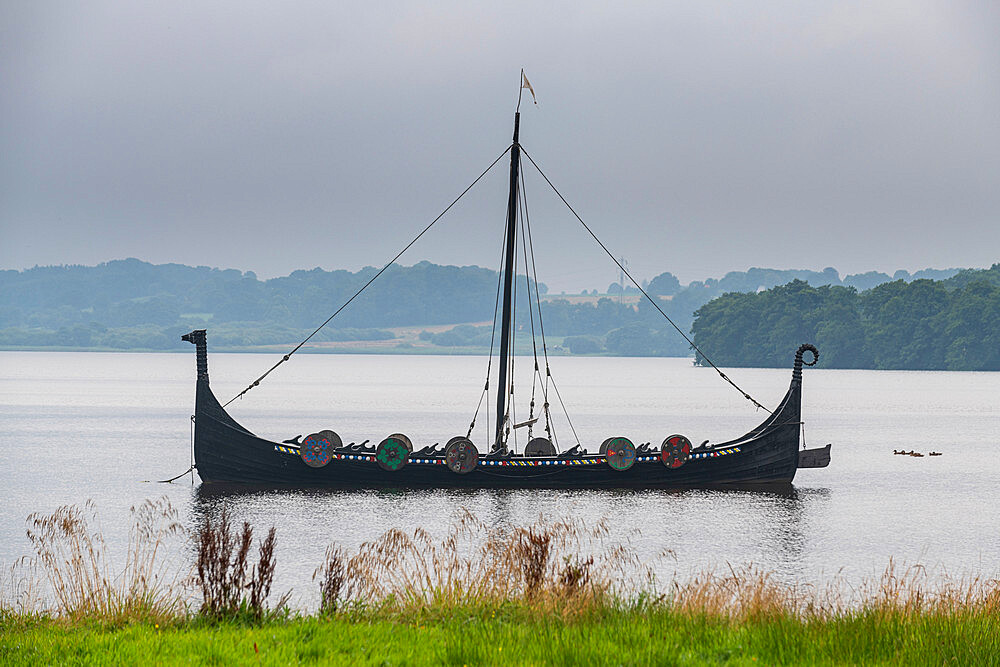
left=2, top=350, right=998, bottom=609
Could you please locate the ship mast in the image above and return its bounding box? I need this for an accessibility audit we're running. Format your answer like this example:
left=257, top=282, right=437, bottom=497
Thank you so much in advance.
left=494, top=112, right=521, bottom=452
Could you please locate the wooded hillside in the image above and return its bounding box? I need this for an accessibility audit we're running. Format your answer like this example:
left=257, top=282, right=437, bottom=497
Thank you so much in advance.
left=2, top=258, right=994, bottom=369
left=691, top=265, right=1000, bottom=370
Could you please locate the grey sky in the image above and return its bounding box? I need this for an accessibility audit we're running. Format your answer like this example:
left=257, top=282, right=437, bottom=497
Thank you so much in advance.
left=2, top=1, right=998, bottom=292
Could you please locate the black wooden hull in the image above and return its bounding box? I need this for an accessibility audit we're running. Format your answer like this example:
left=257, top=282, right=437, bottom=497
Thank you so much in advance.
left=185, top=334, right=822, bottom=489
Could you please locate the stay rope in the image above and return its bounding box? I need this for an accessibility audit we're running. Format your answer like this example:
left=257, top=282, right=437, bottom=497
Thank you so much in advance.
left=519, top=192, right=541, bottom=441
left=520, top=147, right=772, bottom=414
left=155, top=415, right=196, bottom=483
left=520, top=165, right=576, bottom=446
left=521, top=180, right=564, bottom=446
left=224, top=147, right=512, bottom=407
left=467, top=215, right=509, bottom=441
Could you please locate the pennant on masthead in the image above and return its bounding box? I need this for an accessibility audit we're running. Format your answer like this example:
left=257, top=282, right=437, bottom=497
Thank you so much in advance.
left=521, top=70, right=537, bottom=105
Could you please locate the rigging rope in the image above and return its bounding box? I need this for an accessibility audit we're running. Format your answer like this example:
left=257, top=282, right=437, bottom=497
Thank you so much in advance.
left=520, top=167, right=557, bottom=446
left=468, top=213, right=510, bottom=440
left=521, top=164, right=573, bottom=445
left=520, top=147, right=773, bottom=414
left=157, top=465, right=194, bottom=484
left=519, top=200, right=540, bottom=440
left=548, top=373, right=581, bottom=446
left=157, top=414, right=197, bottom=483
left=224, top=147, right=512, bottom=407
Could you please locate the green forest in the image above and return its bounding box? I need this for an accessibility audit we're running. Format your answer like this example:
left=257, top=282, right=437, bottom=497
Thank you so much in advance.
left=691, top=265, right=1000, bottom=371
left=0, top=258, right=719, bottom=355
left=1, top=258, right=997, bottom=369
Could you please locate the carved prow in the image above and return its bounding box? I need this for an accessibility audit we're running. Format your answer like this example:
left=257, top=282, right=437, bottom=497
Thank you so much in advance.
left=181, top=329, right=209, bottom=382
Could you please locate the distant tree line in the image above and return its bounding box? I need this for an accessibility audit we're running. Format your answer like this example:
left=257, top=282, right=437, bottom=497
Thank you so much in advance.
left=0, top=258, right=797, bottom=353
left=690, top=265, right=1000, bottom=370
left=2, top=258, right=994, bottom=369
left=0, top=259, right=526, bottom=350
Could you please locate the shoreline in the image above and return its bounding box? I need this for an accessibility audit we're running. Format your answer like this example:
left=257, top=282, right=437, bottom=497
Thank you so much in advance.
left=0, top=344, right=694, bottom=358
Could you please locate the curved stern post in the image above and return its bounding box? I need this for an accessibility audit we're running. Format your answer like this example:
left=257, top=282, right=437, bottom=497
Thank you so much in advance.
left=715, top=343, right=819, bottom=484
left=788, top=343, right=830, bottom=469
left=767, top=344, right=819, bottom=479
left=792, top=343, right=818, bottom=388
left=785, top=342, right=819, bottom=427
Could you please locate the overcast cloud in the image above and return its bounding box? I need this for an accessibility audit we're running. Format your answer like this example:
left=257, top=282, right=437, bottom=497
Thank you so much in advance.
left=2, top=1, right=998, bottom=291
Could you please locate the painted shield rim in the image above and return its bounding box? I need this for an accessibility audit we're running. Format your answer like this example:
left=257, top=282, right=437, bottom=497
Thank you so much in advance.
left=445, top=438, right=479, bottom=474
left=301, top=432, right=332, bottom=468
left=376, top=436, right=410, bottom=471
left=605, top=436, right=636, bottom=471
left=661, top=434, right=692, bottom=469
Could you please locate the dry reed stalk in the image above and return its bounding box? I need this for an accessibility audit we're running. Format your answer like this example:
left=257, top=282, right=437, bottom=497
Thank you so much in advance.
left=1, top=557, right=45, bottom=617
left=315, top=510, right=1000, bottom=622
left=667, top=564, right=818, bottom=621
left=664, top=559, right=1000, bottom=622
left=320, top=509, right=655, bottom=618
left=314, top=546, right=348, bottom=615
left=11, top=500, right=1000, bottom=624
left=194, top=507, right=282, bottom=620
left=248, top=527, right=277, bottom=613
left=854, top=559, right=1000, bottom=617
left=23, top=497, right=187, bottom=623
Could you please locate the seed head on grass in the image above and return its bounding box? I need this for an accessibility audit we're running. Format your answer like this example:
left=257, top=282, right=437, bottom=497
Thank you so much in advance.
left=24, top=497, right=186, bottom=624
left=194, top=507, right=282, bottom=621
left=11, top=500, right=1000, bottom=628
left=314, top=546, right=347, bottom=615
left=248, top=527, right=276, bottom=614
left=316, top=510, right=651, bottom=620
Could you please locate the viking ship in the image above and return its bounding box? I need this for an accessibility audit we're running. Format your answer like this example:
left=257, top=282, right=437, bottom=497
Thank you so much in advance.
left=182, top=91, right=831, bottom=488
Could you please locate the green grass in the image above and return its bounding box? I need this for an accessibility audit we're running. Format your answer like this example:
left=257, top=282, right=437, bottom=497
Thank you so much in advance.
left=3, top=607, right=999, bottom=665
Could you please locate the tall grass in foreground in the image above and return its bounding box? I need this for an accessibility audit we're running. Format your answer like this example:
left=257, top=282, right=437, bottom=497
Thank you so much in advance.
left=12, top=498, right=187, bottom=624
left=194, top=507, right=285, bottom=620
left=315, top=508, right=1000, bottom=622
left=315, top=509, right=651, bottom=618
left=667, top=560, right=1000, bottom=621
left=3, top=499, right=999, bottom=627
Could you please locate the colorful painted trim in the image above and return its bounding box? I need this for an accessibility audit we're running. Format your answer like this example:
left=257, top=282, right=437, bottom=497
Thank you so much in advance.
left=691, top=447, right=741, bottom=459
left=480, top=457, right=605, bottom=466
left=333, top=453, right=375, bottom=462
left=274, top=445, right=741, bottom=464
left=274, top=446, right=375, bottom=463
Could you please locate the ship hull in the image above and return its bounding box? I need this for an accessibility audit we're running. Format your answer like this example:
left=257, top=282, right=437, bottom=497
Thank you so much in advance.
left=186, top=336, right=821, bottom=489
